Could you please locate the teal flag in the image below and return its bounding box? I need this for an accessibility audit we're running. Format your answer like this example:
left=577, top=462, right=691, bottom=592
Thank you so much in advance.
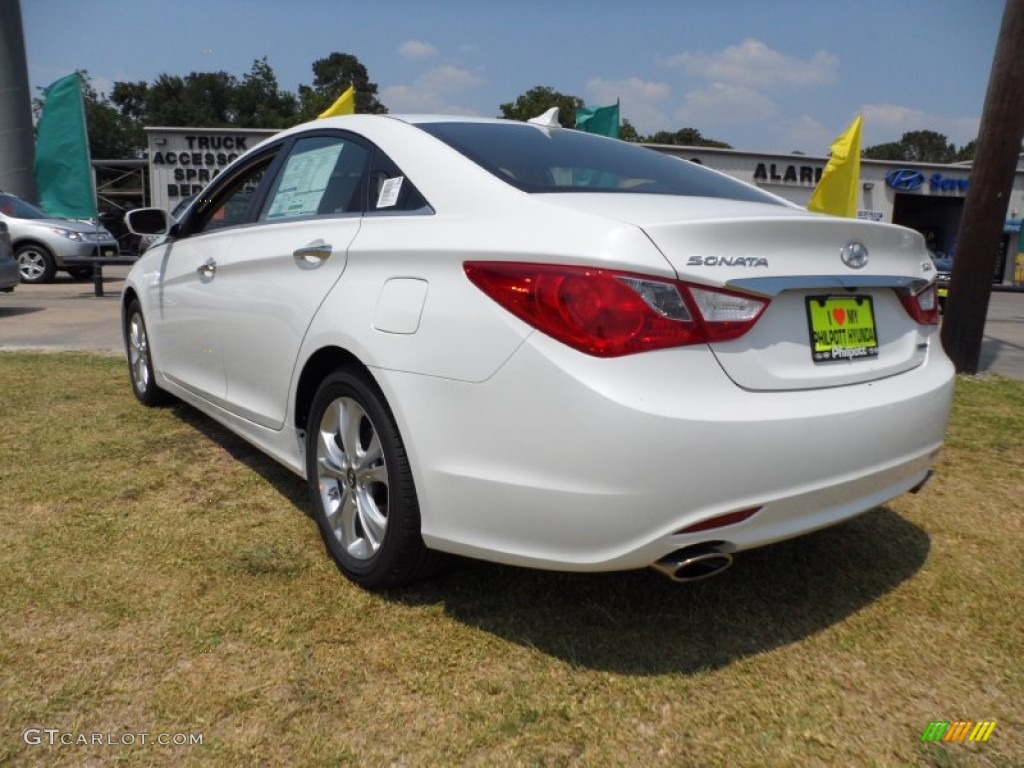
left=575, top=102, right=620, bottom=138
left=34, top=73, right=96, bottom=218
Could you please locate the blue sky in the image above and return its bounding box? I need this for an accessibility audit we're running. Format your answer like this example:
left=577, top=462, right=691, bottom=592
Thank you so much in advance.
left=20, top=0, right=1003, bottom=154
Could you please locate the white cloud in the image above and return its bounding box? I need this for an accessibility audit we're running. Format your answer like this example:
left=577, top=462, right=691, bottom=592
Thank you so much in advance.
left=675, top=82, right=777, bottom=127
left=587, top=76, right=670, bottom=103
left=665, top=39, right=839, bottom=88
left=784, top=115, right=835, bottom=152
left=861, top=103, right=980, bottom=147
left=382, top=65, right=483, bottom=115
left=585, top=77, right=672, bottom=135
left=399, top=40, right=437, bottom=59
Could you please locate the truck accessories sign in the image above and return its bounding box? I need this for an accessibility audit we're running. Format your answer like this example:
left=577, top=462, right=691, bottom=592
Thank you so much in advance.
left=146, top=127, right=276, bottom=212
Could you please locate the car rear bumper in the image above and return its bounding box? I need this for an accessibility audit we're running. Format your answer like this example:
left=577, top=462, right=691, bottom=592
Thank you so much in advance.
left=379, top=331, right=955, bottom=572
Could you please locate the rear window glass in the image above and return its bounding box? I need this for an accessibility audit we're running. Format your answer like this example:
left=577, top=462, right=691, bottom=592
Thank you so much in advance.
left=418, top=122, right=783, bottom=205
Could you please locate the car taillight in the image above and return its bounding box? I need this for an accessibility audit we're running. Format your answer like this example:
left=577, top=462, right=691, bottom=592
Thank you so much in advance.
left=463, top=262, right=768, bottom=357
left=899, top=283, right=939, bottom=325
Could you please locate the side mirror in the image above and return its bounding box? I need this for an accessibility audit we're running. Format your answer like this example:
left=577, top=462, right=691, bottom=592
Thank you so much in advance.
left=125, top=208, right=174, bottom=236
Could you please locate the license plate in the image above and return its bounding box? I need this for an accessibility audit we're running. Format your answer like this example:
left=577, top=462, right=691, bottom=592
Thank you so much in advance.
left=806, top=295, right=879, bottom=363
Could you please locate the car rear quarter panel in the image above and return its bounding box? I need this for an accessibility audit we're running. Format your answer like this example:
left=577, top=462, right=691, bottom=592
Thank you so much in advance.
left=297, top=186, right=676, bottom=383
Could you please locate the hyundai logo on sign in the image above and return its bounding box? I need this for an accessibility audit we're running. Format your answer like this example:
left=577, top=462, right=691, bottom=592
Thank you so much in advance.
left=885, top=169, right=926, bottom=191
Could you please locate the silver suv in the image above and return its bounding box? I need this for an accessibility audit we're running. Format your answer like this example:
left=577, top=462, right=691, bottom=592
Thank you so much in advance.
left=0, top=192, right=120, bottom=283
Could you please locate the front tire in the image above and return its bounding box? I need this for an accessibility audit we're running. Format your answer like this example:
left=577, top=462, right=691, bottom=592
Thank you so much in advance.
left=306, top=369, right=439, bottom=589
left=124, top=299, right=172, bottom=406
left=67, top=267, right=94, bottom=280
left=16, top=244, right=56, bottom=283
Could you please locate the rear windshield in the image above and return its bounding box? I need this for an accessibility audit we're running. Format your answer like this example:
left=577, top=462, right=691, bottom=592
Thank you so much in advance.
left=418, top=122, right=784, bottom=205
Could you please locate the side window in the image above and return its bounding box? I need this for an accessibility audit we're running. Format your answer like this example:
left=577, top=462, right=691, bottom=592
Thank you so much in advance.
left=261, top=135, right=369, bottom=221
left=190, top=153, right=277, bottom=235
left=367, top=149, right=430, bottom=214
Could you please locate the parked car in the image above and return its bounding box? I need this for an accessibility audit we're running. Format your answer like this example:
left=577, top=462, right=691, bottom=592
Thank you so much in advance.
left=0, top=191, right=120, bottom=283
left=122, top=115, right=954, bottom=589
left=0, top=221, right=17, bottom=293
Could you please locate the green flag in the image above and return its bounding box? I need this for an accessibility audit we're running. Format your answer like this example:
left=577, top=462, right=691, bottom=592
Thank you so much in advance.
left=34, top=73, right=96, bottom=219
left=575, top=102, right=620, bottom=138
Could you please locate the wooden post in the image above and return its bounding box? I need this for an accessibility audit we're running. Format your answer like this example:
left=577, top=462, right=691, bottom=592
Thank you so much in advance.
left=941, top=0, right=1024, bottom=373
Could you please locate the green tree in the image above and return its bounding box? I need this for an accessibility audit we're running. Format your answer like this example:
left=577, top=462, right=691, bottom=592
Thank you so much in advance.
left=863, top=130, right=956, bottom=163
left=861, top=141, right=904, bottom=161
left=644, top=127, right=732, bottom=148
left=234, top=57, right=299, bottom=128
left=499, top=86, right=584, bottom=128
left=110, top=80, right=148, bottom=123
left=139, top=70, right=240, bottom=127
left=112, top=58, right=299, bottom=133
left=900, top=130, right=956, bottom=162
left=954, top=139, right=977, bottom=162
left=618, top=118, right=640, bottom=142
left=141, top=74, right=191, bottom=126
left=298, top=52, right=386, bottom=120
left=80, top=74, right=142, bottom=158
left=180, top=71, right=240, bottom=125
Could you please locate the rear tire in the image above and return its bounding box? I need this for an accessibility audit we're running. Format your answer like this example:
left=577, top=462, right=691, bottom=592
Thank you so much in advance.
left=124, top=299, right=172, bottom=406
left=16, top=244, right=56, bottom=283
left=306, top=369, right=440, bottom=589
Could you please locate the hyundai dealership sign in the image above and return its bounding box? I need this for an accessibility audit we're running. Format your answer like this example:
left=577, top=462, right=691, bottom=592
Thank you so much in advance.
left=885, top=168, right=969, bottom=194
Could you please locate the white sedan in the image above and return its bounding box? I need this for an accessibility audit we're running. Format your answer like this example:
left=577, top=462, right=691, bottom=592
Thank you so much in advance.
left=122, top=115, right=954, bottom=589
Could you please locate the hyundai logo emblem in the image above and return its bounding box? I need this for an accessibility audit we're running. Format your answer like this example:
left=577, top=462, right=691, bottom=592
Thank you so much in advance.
left=841, top=242, right=869, bottom=269
left=885, top=168, right=925, bottom=191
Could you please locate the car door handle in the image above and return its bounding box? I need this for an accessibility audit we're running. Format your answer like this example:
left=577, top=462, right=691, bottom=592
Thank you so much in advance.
left=197, top=258, right=216, bottom=279
left=293, top=240, right=333, bottom=268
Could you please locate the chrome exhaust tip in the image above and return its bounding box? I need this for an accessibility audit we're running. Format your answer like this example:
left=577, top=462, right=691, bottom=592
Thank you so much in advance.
left=650, top=545, right=734, bottom=583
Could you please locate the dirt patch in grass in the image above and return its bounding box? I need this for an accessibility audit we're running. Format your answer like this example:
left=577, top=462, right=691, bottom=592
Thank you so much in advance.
left=1, top=352, right=1021, bottom=766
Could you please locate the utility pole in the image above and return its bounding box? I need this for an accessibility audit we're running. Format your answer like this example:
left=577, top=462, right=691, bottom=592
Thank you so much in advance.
left=0, top=0, right=37, bottom=201
left=941, top=0, right=1024, bottom=373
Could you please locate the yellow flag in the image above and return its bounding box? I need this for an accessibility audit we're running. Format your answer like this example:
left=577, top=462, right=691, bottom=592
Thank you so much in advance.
left=807, top=114, right=862, bottom=218
left=318, top=85, right=355, bottom=119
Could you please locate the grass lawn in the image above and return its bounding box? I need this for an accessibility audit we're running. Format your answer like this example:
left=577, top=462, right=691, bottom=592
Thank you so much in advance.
left=1, top=351, right=1021, bottom=767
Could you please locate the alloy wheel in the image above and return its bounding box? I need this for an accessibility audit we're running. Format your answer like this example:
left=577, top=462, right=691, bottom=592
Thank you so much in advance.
left=315, top=396, right=390, bottom=561
left=18, top=249, right=49, bottom=282
left=128, top=311, right=151, bottom=394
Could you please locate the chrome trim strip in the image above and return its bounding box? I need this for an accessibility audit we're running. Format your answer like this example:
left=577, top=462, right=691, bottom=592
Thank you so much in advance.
left=725, top=275, right=930, bottom=297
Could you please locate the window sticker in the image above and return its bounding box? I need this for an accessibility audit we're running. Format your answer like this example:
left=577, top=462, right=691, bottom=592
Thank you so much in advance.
left=377, top=176, right=404, bottom=209
left=266, top=143, right=345, bottom=219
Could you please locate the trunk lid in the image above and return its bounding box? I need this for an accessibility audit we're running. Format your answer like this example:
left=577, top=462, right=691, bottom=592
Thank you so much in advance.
left=538, top=194, right=938, bottom=391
